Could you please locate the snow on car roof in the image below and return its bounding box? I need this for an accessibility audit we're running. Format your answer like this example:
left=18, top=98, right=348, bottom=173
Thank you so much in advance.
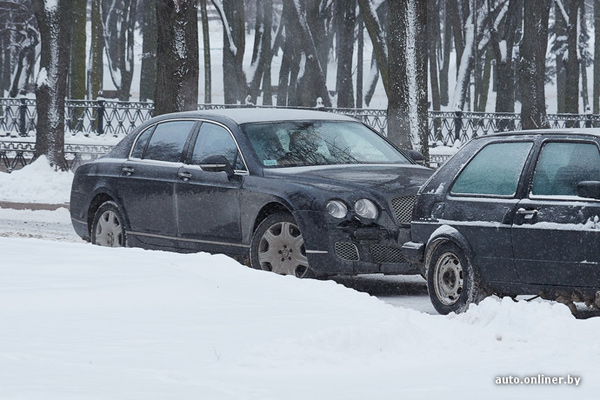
left=482, top=128, right=600, bottom=139
left=157, top=108, right=358, bottom=125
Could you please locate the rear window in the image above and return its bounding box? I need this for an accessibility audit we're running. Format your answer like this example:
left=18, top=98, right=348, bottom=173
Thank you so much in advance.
left=137, top=121, right=196, bottom=162
left=451, top=141, right=533, bottom=196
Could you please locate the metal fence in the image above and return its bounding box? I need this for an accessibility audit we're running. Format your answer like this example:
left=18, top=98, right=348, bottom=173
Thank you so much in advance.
left=2, top=97, right=600, bottom=170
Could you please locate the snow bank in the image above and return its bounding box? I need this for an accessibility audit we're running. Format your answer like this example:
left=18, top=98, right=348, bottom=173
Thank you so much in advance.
left=0, top=237, right=597, bottom=399
left=0, top=156, right=72, bottom=204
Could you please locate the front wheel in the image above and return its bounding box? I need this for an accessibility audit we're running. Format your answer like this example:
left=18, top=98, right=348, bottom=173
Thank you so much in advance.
left=91, top=201, right=126, bottom=247
left=427, top=242, right=482, bottom=314
left=250, top=213, right=315, bottom=278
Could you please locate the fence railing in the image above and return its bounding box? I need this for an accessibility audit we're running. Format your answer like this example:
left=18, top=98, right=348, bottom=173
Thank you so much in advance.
left=4, top=97, right=600, bottom=144
left=2, top=97, right=600, bottom=171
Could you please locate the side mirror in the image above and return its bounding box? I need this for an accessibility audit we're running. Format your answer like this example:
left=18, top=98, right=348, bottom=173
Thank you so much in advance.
left=199, top=155, right=234, bottom=178
left=407, top=150, right=425, bottom=165
left=577, top=181, right=600, bottom=199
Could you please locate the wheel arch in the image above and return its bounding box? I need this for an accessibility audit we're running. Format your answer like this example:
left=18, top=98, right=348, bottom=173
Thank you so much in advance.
left=87, top=192, right=127, bottom=236
left=251, top=202, right=293, bottom=234
left=424, top=225, right=476, bottom=276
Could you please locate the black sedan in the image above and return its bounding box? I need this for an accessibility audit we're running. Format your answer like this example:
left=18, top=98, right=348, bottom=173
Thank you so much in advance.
left=402, top=129, right=600, bottom=314
left=70, top=109, right=432, bottom=278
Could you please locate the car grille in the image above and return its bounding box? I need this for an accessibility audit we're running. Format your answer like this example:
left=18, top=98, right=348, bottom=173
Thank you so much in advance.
left=335, top=241, right=360, bottom=261
left=391, top=196, right=416, bottom=224
left=370, top=244, right=408, bottom=264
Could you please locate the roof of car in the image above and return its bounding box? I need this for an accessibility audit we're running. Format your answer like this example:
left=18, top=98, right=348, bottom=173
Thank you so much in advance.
left=478, top=128, right=600, bottom=139
left=151, top=108, right=358, bottom=125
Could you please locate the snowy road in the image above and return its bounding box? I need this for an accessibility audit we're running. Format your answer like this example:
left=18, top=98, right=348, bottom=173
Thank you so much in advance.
left=0, top=205, right=436, bottom=313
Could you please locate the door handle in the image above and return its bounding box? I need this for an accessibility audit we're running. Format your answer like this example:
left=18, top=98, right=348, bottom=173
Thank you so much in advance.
left=122, top=166, right=135, bottom=176
left=517, top=208, right=538, bottom=220
left=178, top=171, right=192, bottom=181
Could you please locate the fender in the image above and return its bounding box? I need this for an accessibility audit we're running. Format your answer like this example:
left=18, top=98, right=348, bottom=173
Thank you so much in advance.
left=424, top=224, right=476, bottom=274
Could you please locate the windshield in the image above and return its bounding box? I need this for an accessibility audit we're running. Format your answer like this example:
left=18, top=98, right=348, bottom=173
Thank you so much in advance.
left=243, top=120, right=410, bottom=168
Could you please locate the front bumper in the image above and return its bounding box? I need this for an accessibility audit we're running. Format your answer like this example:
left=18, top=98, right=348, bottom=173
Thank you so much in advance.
left=295, top=210, right=420, bottom=276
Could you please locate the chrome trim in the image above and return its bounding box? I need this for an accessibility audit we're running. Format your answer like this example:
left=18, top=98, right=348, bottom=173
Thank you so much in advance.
left=306, top=250, right=329, bottom=254
left=128, top=231, right=250, bottom=248
left=127, top=117, right=250, bottom=172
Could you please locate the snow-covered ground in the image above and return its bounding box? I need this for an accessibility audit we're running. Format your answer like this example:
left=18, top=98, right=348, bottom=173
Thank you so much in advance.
left=0, top=159, right=599, bottom=399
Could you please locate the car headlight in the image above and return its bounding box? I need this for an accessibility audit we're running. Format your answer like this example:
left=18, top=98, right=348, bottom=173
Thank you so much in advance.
left=354, top=199, right=378, bottom=220
left=326, top=200, right=348, bottom=218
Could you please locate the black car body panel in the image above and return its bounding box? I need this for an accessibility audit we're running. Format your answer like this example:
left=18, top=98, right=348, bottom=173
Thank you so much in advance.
left=403, top=129, right=600, bottom=306
left=70, top=109, right=433, bottom=276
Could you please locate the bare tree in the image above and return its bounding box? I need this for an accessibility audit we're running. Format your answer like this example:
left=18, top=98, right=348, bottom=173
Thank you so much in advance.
left=154, top=0, right=199, bottom=115
left=594, top=0, right=600, bottom=113
left=139, top=0, right=156, bottom=102
left=489, top=0, right=521, bottom=116
left=200, top=0, right=212, bottom=104
left=519, top=0, right=551, bottom=129
left=335, top=0, right=356, bottom=108
left=68, top=0, right=86, bottom=100
left=563, top=0, right=581, bottom=115
left=213, top=0, right=247, bottom=104
left=247, top=0, right=273, bottom=105
left=102, top=0, right=137, bottom=101
left=87, top=0, right=102, bottom=99
left=32, top=0, right=73, bottom=170
left=387, top=0, right=428, bottom=155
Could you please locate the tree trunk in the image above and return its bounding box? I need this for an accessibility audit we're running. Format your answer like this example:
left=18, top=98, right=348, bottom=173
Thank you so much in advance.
left=387, top=0, right=428, bottom=156
left=428, top=0, right=440, bottom=112
left=87, top=0, right=102, bottom=99
left=357, top=0, right=389, bottom=95
left=219, top=0, right=246, bottom=104
left=154, top=0, right=199, bottom=115
left=248, top=0, right=273, bottom=105
left=519, top=0, right=550, bottom=130
left=475, top=49, right=491, bottom=112
left=335, top=0, right=356, bottom=108
left=491, top=0, right=520, bottom=116
left=564, top=0, right=580, bottom=116
left=200, top=0, right=212, bottom=104
left=140, top=0, right=157, bottom=102
left=32, top=0, right=73, bottom=171
left=439, top=1, right=451, bottom=106
left=69, top=0, right=86, bottom=100
left=101, top=0, right=137, bottom=101
left=283, top=0, right=332, bottom=108
left=356, top=19, right=364, bottom=108
left=594, top=0, right=600, bottom=114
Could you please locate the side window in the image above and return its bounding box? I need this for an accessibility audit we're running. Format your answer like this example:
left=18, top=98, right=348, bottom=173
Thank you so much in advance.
left=143, top=121, right=195, bottom=162
left=191, top=122, right=245, bottom=170
left=131, top=126, right=154, bottom=159
left=451, top=142, right=533, bottom=196
left=532, top=142, right=600, bottom=196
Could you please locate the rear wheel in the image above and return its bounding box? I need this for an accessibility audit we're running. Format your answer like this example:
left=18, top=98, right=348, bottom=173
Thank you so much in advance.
left=250, top=213, right=315, bottom=278
left=427, top=242, right=481, bottom=314
left=91, top=201, right=126, bottom=247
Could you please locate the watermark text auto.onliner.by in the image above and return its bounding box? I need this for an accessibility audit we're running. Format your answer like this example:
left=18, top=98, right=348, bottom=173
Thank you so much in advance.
left=495, top=374, right=582, bottom=386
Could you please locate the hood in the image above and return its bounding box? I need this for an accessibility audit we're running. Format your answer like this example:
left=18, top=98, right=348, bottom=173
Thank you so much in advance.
left=263, top=164, right=433, bottom=196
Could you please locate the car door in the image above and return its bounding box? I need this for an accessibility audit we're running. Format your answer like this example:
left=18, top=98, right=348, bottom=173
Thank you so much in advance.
left=442, top=140, right=534, bottom=283
left=512, top=140, right=600, bottom=287
left=174, top=121, right=246, bottom=252
left=119, top=120, right=197, bottom=247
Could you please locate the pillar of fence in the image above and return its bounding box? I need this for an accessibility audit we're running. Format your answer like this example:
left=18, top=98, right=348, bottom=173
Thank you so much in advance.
left=96, top=99, right=105, bottom=135
left=19, top=97, right=27, bottom=137
left=454, top=110, right=462, bottom=142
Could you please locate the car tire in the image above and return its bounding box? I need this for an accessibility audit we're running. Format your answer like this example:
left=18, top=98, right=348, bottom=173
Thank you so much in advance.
left=91, top=201, right=127, bottom=247
left=426, top=241, right=481, bottom=315
left=250, top=212, right=315, bottom=278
